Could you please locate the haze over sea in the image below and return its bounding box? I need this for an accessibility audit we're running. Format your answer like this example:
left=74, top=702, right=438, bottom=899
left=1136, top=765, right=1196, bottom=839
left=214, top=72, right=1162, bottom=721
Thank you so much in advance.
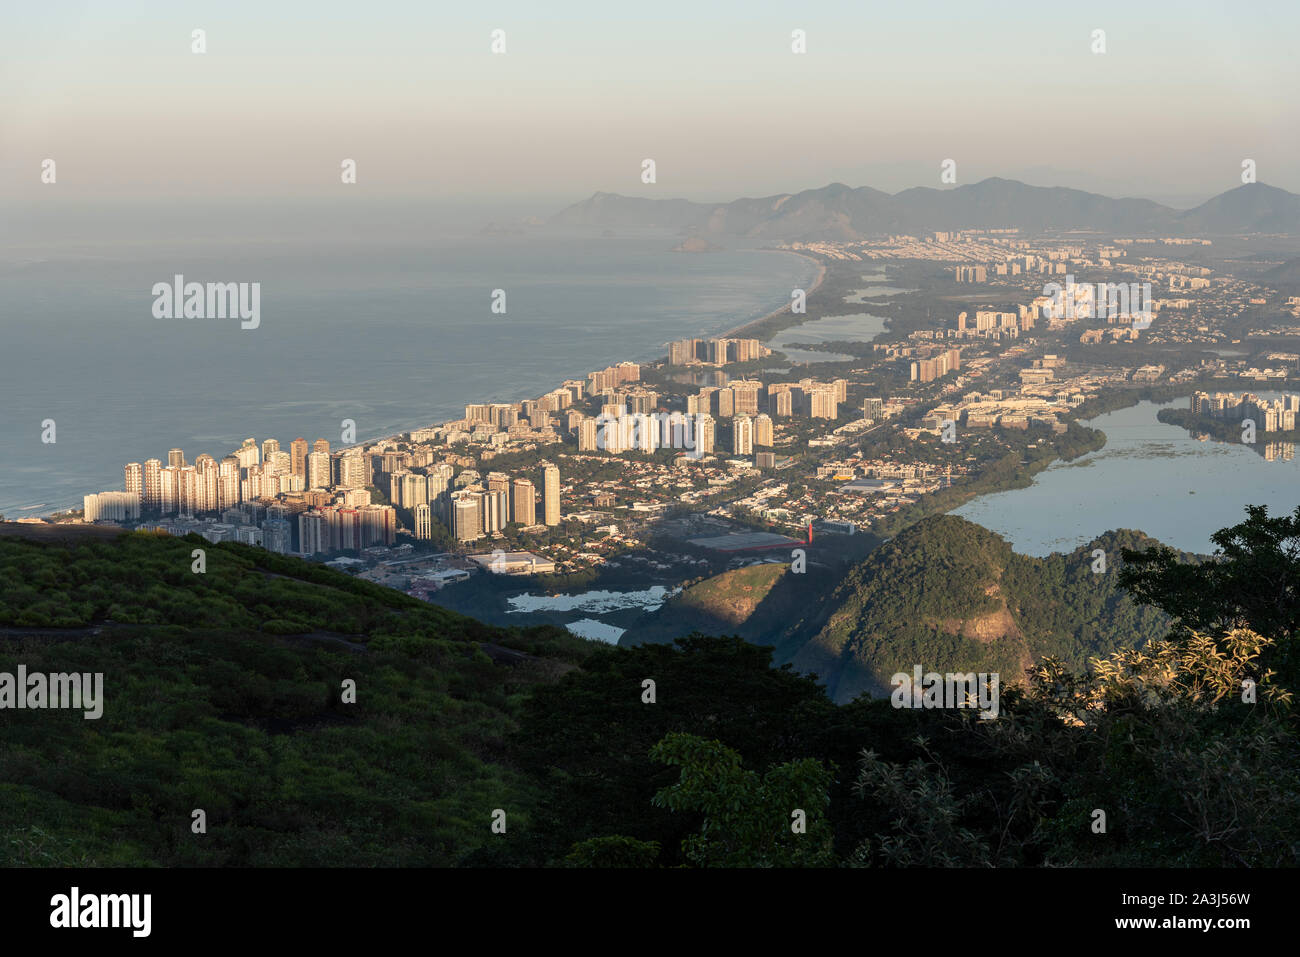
left=0, top=200, right=817, bottom=517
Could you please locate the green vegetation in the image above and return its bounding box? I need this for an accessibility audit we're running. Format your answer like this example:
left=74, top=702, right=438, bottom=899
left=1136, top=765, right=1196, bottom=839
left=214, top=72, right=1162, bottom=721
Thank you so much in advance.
left=628, top=515, right=1172, bottom=703
left=649, top=732, right=835, bottom=867
left=1120, top=504, right=1300, bottom=689
left=508, top=634, right=838, bottom=866
left=843, top=627, right=1296, bottom=867
left=783, top=516, right=1173, bottom=702
left=2, top=503, right=1298, bottom=867
left=857, top=421, right=1106, bottom=540
left=0, top=530, right=479, bottom=636
left=621, top=562, right=798, bottom=648
left=0, top=530, right=598, bottom=866
left=509, top=623, right=1297, bottom=867
left=1070, top=383, right=1196, bottom=420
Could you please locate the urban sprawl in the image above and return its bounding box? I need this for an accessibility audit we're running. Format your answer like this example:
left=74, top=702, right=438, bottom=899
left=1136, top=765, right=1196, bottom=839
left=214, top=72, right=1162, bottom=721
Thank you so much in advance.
left=61, top=225, right=1300, bottom=601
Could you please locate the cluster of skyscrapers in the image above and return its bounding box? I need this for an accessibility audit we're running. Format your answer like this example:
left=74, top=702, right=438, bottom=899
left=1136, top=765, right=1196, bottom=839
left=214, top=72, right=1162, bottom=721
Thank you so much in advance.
left=529, top=374, right=843, bottom=458
left=77, top=339, right=845, bottom=560
left=439, top=363, right=643, bottom=449
left=82, top=437, right=402, bottom=556
left=438, top=463, right=560, bottom=543
left=573, top=407, right=776, bottom=457
left=953, top=253, right=1074, bottom=283
left=682, top=377, right=846, bottom=420
left=113, top=438, right=379, bottom=514
left=1191, top=391, right=1300, bottom=432
left=955, top=309, right=1036, bottom=339
left=668, top=337, right=770, bottom=366
left=909, top=348, right=963, bottom=383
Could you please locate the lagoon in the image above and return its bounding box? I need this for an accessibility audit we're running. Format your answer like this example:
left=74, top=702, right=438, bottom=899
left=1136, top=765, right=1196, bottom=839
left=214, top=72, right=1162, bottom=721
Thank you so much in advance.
left=952, top=398, right=1300, bottom=555
left=768, top=313, right=889, bottom=365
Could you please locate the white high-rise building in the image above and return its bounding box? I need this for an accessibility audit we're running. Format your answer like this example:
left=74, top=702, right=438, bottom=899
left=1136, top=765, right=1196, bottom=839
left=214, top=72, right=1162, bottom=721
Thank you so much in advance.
left=143, top=458, right=162, bottom=511
left=83, top=491, right=141, bottom=523
left=732, top=416, right=754, bottom=455
left=399, top=472, right=428, bottom=508
left=693, top=413, right=715, bottom=456
left=512, top=478, right=536, bottom=526
left=413, top=503, right=432, bottom=540
left=482, top=488, right=509, bottom=534
left=339, top=451, right=367, bottom=489
left=234, top=439, right=260, bottom=469
left=218, top=456, right=241, bottom=509
left=542, top=464, right=560, bottom=526
left=124, top=462, right=143, bottom=507
left=195, top=456, right=219, bottom=513
left=265, top=450, right=292, bottom=477
left=307, top=451, right=330, bottom=490
left=160, top=466, right=180, bottom=515
left=631, top=413, right=658, bottom=453
left=452, top=492, right=483, bottom=542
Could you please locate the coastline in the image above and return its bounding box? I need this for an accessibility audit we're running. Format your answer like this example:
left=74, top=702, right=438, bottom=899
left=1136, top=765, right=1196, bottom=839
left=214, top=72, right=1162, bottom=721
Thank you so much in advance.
left=717, top=251, right=826, bottom=339
left=31, top=249, right=825, bottom=521
left=354, top=249, right=827, bottom=452
left=352, top=250, right=827, bottom=453
left=341, top=249, right=827, bottom=454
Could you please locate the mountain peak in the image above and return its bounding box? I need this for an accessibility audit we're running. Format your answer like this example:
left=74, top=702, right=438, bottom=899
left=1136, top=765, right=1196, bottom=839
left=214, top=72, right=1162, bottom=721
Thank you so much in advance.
left=553, top=178, right=1300, bottom=237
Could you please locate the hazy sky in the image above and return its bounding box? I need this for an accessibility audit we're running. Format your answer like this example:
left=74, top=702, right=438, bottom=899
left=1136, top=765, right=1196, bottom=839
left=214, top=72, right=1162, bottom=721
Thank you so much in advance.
left=3, top=0, right=1298, bottom=210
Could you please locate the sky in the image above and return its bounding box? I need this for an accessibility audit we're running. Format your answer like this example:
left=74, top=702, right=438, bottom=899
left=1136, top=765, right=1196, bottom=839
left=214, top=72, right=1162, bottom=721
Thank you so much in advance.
left=2, top=0, right=1299, bottom=213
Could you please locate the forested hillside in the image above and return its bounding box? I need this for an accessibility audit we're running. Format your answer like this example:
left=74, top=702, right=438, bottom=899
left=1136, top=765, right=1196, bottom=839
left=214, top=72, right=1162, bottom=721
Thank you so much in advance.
left=626, top=516, right=1176, bottom=703
left=786, top=516, right=1176, bottom=701
left=0, top=530, right=597, bottom=866
left=1, top=508, right=1294, bottom=869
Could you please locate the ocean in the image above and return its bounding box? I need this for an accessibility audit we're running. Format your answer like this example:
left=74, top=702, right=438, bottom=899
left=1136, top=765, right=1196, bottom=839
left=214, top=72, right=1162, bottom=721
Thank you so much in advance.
left=0, top=202, right=818, bottom=516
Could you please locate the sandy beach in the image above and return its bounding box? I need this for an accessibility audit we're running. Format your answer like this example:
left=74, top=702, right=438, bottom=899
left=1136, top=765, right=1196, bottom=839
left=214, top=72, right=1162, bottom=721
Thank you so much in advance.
left=716, top=251, right=827, bottom=340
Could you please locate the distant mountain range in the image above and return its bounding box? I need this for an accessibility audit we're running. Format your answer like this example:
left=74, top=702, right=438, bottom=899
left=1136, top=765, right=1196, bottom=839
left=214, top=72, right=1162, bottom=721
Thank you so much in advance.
left=552, top=179, right=1300, bottom=241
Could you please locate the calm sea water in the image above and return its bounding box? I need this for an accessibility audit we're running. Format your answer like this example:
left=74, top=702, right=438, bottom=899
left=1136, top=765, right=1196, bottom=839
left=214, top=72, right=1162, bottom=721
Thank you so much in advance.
left=0, top=209, right=817, bottom=516
left=953, top=398, right=1300, bottom=555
